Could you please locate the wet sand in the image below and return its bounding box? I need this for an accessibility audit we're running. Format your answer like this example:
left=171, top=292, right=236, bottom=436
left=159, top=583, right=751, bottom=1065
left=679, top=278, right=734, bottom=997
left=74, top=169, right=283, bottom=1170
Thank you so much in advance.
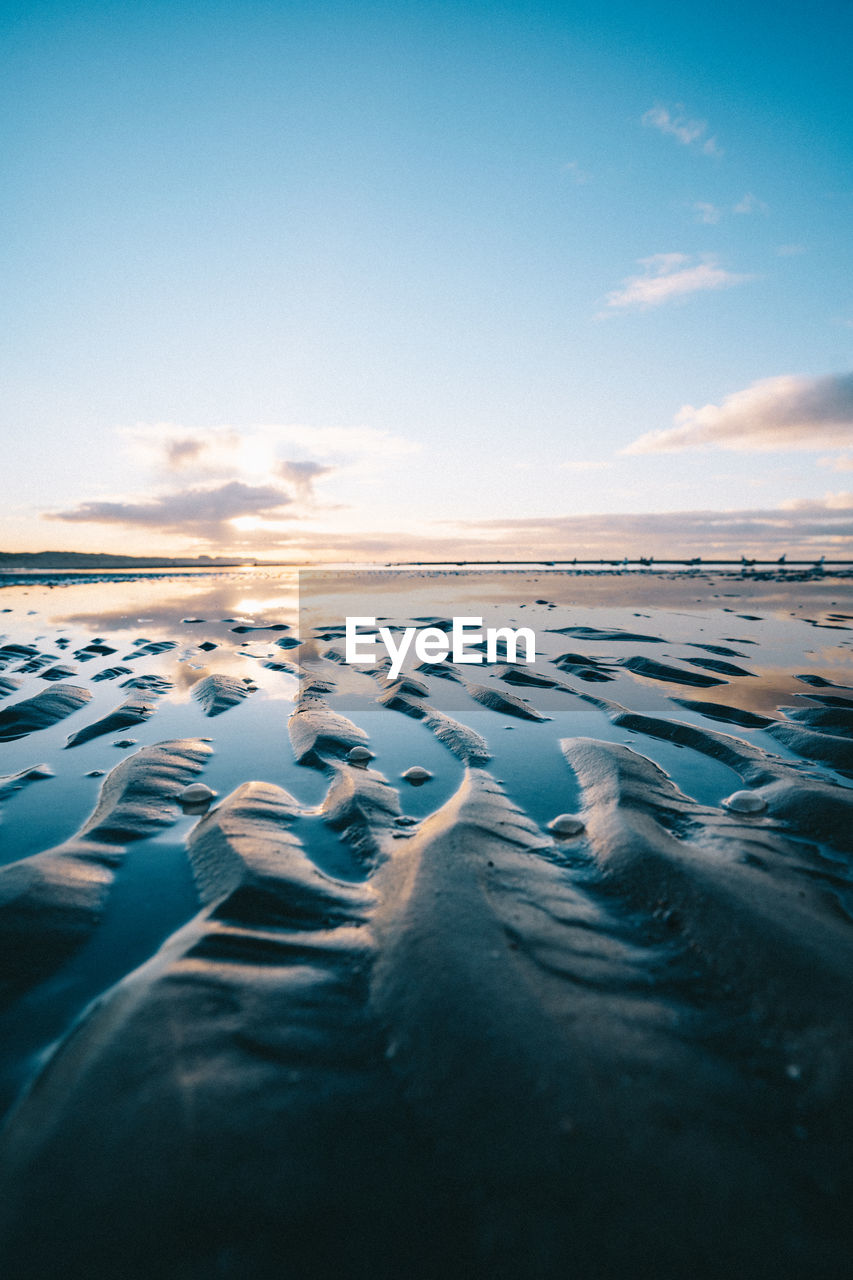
left=0, top=565, right=852, bottom=1279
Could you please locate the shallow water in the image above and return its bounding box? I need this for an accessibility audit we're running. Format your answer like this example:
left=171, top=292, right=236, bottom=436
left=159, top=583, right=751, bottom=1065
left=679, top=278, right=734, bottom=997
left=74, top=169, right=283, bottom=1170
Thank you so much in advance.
left=1, top=566, right=852, bottom=1280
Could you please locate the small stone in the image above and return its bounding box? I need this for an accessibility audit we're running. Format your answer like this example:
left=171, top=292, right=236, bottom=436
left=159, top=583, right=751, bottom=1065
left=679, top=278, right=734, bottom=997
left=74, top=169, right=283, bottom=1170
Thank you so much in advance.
left=548, top=813, right=585, bottom=838
left=401, top=766, right=433, bottom=785
left=113, top=739, right=137, bottom=748
left=86, top=769, right=106, bottom=778
left=722, top=789, right=767, bottom=814
left=180, top=782, right=217, bottom=807
left=347, top=745, right=374, bottom=764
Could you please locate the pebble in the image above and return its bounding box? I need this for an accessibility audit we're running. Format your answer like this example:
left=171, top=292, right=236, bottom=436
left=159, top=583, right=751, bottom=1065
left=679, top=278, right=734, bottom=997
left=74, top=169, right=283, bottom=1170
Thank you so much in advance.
left=722, top=790, right=767, bottom=814
left=180, top=782, right=217, bottom=806
left=347, top=745, right=374, bottom=764
left=548, top=813, right=586, bottom=838
left=401, top=766, right=432, bottom=784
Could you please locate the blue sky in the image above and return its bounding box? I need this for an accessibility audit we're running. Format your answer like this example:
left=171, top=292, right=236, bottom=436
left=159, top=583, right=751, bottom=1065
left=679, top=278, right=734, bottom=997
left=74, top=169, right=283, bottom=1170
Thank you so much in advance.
left=2, top=0, right=851, bottom=559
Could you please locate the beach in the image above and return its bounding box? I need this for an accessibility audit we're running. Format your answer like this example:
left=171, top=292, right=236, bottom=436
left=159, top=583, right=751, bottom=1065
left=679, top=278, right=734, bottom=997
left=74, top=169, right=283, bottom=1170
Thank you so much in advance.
left=0, top=563, right=851, bottom=1278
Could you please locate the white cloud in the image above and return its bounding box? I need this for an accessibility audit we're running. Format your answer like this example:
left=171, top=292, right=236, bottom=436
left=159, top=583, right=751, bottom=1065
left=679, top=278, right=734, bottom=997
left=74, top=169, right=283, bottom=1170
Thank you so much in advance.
left=604, top=253, right=751, bottom=311
left=562, top=160, right=590, bottom=185
left=691, top=201, right=722, bottom=225
left=777, top=244, right=806, bottom=257
left=819, top=454, right=853, bottom=472
left=642, top=104, right=723, bottom=157
left=450, top=494, right=853, bottom=558
left=689, top=195, right=768, bottom=224
left=47, top=481, right=294, bottom=538
left=733, top=192, right=768, bottom=215
left=625, top=372, right=853, bottom=454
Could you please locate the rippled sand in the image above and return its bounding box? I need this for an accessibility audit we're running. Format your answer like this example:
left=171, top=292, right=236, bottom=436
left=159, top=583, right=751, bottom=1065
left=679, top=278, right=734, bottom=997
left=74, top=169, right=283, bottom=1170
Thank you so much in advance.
left=0, top=565, right=851, bottom=1279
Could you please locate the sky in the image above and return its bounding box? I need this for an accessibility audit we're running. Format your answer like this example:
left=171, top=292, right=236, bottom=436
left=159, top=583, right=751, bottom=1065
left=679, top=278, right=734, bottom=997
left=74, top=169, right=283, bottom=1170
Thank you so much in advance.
left=1, top=0, right=852, bottom=561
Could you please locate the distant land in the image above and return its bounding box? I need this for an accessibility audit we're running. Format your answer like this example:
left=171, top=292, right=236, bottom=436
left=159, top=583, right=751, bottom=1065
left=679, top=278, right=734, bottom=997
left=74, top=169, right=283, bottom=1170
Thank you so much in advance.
left=0, top=551, right=256, bottom=570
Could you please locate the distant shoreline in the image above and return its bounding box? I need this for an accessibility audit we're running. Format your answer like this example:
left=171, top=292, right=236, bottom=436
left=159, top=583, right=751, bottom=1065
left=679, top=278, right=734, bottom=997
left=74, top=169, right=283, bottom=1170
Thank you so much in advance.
left=2, top=551, right=852, bottom=574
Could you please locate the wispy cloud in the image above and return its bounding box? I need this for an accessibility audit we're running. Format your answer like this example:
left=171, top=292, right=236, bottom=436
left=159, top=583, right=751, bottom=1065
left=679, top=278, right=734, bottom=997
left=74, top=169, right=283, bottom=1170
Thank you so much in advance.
left=449, top=494, right=853, bottom=558
left=689, top=194, right=768, bottom=224
left=125, top=422, right=418, bottom=479
left=691, top=201, right=722, bottom=225
left=777, top=243, right=806, bottom=257
left=562, top=160, right=590, bottom=185
left=277, top=459, right=333, bottom=499
left=819, top=454, right=853, bottom=472
left=625, top=372, right=853, bottom=454
left=733, top=192, right=768, bottom=215
left=47, top=481, right=294, bottom=539
left=604, top=253, right=751, bottom=312
left=642, top=104, right=723, bottom=157
left=41, top=421, right=421, bottom=546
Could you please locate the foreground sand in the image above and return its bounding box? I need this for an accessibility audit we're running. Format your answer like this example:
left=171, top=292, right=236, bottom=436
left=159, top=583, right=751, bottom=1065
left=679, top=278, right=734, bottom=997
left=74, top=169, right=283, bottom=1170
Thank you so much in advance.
left=0, top=566, right=852, bottom=1278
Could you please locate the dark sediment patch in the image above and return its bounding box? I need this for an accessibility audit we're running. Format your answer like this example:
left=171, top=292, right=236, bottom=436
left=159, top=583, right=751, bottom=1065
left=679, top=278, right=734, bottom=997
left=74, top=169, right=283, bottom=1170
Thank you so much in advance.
left=73, top=642, right=116, bottom=661
left=765, top=721, right=853, bottom=776
left=230, top=623, right=290, bottom=634
left=0, top=685, right=92, bottom=743
left=377, top=691, right=491, bottom=765
left=0, top=740, right=211, bottom=1004
left=547, top=625, right=666, bottom=643
left=120, top=674, right=173, bottom=693
left=0, top=645, right=38, bottom=666
left=681, top=656, right=756, bottom=677
left=796, top=693, right=853, bottom=708
left=465, top=682, right=550, bottom=721
left=619, top=656, right=725, bottom=688
left=91, top=665, right=133, bottom=682
left=39, top=665, right=78, bottom=682
left=493, top=664, right=567, bottom=690
left=190, top=674, right=255, bottom=717
left=0, top=765, right=54, bottom=803
left=795, top=673, right=853, bottom=690
left=122, top=640, right=178, bottom=660
left=671, top=699, right=773, bottom=729
left=780, top=705, right=853, bottom=734
left=553, top=652, right=617, bottom=682
left=64, top=697, right=158, bottom=748
left=687, top=643, right=747, bottom=657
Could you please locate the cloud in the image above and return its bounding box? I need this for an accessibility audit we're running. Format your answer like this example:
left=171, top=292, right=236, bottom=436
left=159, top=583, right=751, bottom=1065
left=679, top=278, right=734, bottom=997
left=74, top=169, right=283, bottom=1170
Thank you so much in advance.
left=777, top=244, right=806, bottom=257
left=123, top=422, right=419, bottom=482
left=47, top=481, right=293, bottom=538
left=445, top=494, right=853, bottom=559
left=691, top=201, right=722, bottom=225
left=625, top=372, right=853, bottom=454
left=271, top=493, right=852, bottom=563
left=562, top=160, right=590, bottom=185
left=277, top=459, right=333, bottom=499
left=733, top=192, right=768, bottom=215
left=689, top=195, right=767, bottom=225
left=820, top=454, right=853, bottom=472
left=641, top=105, right=723, bottom=157
left=604, top=253, right=751, bottom=311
